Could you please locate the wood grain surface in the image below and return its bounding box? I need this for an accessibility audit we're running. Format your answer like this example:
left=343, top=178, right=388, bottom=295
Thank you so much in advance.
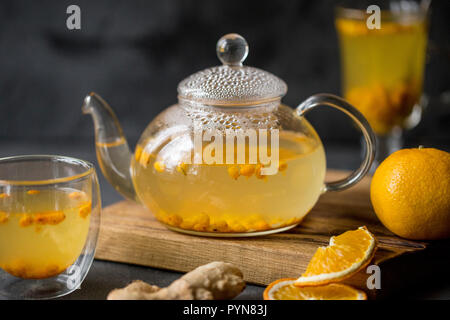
left=95, top=170, right=434, bottom=297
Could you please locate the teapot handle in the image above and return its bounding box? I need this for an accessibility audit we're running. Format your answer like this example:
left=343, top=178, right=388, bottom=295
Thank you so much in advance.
left=296, top=94, right=376, bottom=192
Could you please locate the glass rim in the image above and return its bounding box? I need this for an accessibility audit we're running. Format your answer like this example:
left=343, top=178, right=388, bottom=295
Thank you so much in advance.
left=0, top=155, right=95, bottom=186
left=335, top=5, right=429, bottom=21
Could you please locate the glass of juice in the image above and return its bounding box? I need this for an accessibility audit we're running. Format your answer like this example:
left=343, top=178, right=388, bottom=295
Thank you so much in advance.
left=335, top=0, right=430, bottom=163
left=0, top=155, right=101, bottom=299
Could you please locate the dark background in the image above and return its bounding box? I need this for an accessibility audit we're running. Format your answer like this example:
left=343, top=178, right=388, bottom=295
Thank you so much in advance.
left=0, top=0, right=449, bottom=150
left=0, top=0, right=449, bottom=300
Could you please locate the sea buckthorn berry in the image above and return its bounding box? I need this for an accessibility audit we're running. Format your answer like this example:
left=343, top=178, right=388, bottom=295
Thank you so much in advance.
left=135, top=146, right=143, bottom=162
left=1, top=260, right=65, bottom=279
left=165, top=214, right=183, bottom=227
left=19, top=214, right=33, bottom=227
left=69, top=191, right=83, bottom=200
left=176, top=162, right=188, bottom=175
left=180, top=219, right=196, bottom=230
left=242, top=214, right=262, bottom=229
left=139, top=151, right=152, bottom=168
left=209, top=220, right=230, bottom=233
left=192, top=223, right=208, bottom=232
left=191, top=213, right=210, bottom=231
left=240, top=164, right=256, bottom=178
left=27, top=190, right=40, bottom=195
left=34, top=211, right=66, bottom=225
left=228, top=220, right=247, bottom=233
left=79, top=202, right=92, bottom=219
left=227, top=165, right=240, bottom=180
left=278, top=161, right=288, bottom=172
left=0, top=211, right=8, bottom=224
left=252, top=220, right=271, bottom=231
left=153, top=161, right=166, bottom=173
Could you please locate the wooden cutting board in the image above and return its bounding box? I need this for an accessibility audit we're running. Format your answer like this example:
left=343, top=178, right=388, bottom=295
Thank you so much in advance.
left=94, top=170, right=447, bottom=298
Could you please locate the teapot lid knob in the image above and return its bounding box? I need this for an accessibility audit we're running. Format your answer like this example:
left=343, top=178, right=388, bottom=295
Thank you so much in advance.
left=216, top=33, right=249, bottom=67
left=178, top=33, right=287, bottom=105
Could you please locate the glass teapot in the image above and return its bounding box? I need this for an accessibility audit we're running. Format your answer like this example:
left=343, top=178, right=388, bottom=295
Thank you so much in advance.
left=83, top=34, right=375, bottom=237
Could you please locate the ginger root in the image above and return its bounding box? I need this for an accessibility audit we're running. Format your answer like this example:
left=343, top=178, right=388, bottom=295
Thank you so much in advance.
left=107, top=261, right=245, bottom=300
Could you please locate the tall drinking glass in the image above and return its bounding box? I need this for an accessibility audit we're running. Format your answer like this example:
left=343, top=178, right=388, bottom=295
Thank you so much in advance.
left=0, top=155, right=101, bottom=299
left=335, top=0, right=430, bottom=164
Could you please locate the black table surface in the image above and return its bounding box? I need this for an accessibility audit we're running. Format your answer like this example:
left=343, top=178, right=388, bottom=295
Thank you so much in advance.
left=1, top=141, right=449, bottom=300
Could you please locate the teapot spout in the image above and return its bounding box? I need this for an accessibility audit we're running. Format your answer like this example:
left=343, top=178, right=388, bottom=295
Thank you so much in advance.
left=82, top=92, right=138, bottom=202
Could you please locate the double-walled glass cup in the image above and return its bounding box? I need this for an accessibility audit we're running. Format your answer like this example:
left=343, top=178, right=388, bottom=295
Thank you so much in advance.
left=0, top=155, right=101, bottom=299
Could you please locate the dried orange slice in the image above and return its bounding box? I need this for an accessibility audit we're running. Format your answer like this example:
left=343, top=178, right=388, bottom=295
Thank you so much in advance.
left=295, top=226, right=377, bottom=287
left=264, top=278, right=366, bottom=300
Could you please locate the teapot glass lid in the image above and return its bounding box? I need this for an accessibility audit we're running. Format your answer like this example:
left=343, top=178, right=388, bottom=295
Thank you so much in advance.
left=177, top=34, right=287, bottom=106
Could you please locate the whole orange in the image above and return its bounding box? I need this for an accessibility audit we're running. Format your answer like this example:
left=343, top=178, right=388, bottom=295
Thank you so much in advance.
left=370, top=147, right=450, bottom=240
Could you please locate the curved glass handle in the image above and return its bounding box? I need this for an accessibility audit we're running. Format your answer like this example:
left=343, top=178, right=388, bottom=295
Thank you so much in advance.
left=296, top=94, right=376, bottom=192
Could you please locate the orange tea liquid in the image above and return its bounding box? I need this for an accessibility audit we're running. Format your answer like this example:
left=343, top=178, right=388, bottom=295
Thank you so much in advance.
left=131, top=131, right=326, bottom=235
left=0, top=189, right=91, bottom=279
left=336, top=13, right=427, bottom=135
